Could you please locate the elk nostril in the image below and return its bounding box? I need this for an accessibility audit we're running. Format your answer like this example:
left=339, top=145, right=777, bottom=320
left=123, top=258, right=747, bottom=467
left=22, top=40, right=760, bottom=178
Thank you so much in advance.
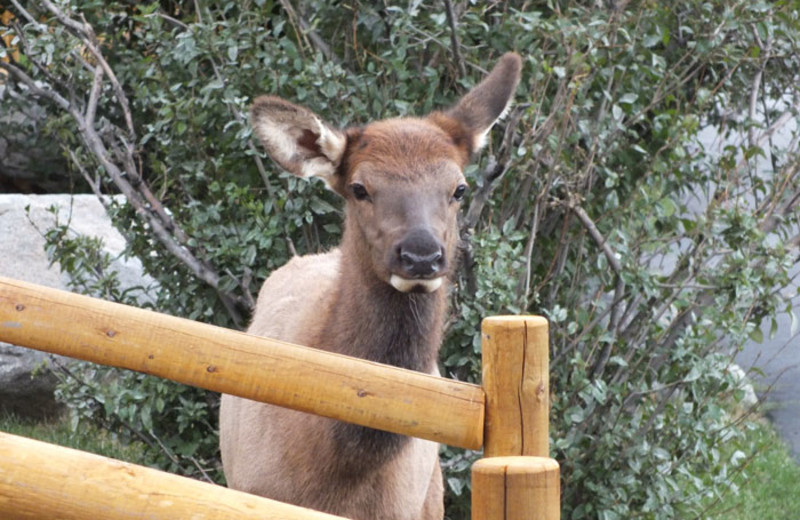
left=428, top=251, right=443, bottom=272
left=400, top=250, right=416, bottom=270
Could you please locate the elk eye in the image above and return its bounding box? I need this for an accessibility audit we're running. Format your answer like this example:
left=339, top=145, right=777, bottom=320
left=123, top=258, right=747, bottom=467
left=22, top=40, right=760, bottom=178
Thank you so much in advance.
left=350, top=183, right=370, bottom=201
left=452, top=184, right=468, bottom=202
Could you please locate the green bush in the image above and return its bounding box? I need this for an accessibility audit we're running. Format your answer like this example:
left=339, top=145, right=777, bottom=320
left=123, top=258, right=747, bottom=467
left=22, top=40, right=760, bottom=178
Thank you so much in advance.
left=3, top=1, right=799, bottom=517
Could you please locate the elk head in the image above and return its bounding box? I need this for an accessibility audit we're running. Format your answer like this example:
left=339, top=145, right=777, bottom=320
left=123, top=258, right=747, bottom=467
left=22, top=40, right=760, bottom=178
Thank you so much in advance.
left=251, top=53, right=522, bottom=293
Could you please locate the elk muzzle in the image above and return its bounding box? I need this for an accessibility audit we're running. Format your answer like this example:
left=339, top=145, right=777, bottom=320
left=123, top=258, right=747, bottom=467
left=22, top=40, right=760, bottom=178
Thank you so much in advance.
left=389, top=228, right=447, bottom=293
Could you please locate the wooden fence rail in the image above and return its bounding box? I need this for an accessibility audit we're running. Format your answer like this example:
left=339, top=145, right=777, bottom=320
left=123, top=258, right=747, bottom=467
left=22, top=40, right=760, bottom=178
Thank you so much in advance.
left=0, top=431, right=348, bottom=520
left=0, top=276, right=483, bottom=449
left=0, top=276, right=559, bottom=519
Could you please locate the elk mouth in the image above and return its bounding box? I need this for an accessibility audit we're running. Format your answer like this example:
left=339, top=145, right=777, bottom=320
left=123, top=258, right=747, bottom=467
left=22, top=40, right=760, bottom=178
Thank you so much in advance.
left=389, top=275, right=444, bottom=293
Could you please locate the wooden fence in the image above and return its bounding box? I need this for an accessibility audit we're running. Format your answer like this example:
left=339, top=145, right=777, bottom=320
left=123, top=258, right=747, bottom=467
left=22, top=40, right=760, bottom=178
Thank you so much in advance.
left=0, top=276, right=560, bottom=519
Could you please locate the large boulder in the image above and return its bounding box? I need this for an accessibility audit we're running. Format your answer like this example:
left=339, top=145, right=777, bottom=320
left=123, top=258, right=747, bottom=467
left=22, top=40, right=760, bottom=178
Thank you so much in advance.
left=0, top=194, right=148, bottom=419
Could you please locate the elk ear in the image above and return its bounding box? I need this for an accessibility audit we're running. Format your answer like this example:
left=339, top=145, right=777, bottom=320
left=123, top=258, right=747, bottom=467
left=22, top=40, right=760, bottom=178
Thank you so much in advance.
left=442, top=52, right=522, bottom=154
left=250, top=96, right=347, bottom=188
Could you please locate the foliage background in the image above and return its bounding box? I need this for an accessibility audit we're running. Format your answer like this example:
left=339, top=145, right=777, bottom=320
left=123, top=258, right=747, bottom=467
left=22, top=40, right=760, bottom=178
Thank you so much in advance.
left=2, top=1, right=800, bottom=518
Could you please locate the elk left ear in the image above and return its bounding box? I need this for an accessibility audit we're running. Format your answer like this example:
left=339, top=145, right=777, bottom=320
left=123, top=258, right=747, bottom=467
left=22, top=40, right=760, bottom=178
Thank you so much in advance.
left=250, top=96, right=347, bottom=189
left=439, top=52, right=522, bottom=154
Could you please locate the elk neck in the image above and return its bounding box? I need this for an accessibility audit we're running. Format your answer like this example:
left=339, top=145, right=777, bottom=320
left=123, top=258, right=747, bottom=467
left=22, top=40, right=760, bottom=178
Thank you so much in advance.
left=324, top=215, right=449, bottom=374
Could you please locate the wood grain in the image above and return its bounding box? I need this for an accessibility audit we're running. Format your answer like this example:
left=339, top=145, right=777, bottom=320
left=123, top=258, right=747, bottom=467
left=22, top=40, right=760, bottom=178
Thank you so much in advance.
left=0, top=276, right=484, bottom=449
left=0, top=431, right=345, bottom=519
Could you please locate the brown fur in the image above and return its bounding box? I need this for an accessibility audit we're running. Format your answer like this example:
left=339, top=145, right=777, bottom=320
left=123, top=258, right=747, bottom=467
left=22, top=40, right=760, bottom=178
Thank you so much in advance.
left=220, top=53, right=521, bottom=520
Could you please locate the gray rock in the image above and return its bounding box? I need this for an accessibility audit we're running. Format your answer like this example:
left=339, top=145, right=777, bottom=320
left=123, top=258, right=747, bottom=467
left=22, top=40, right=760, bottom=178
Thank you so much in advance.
left=0, top=344, right=61, bottom=420
left=0, top=194, right=149, bottom=419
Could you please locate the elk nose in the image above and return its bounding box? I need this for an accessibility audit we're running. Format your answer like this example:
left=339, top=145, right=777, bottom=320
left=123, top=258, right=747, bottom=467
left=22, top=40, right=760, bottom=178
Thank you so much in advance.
left=399, top=249, right=444, bottom=277
left=396, top=229, right=446, bottom=278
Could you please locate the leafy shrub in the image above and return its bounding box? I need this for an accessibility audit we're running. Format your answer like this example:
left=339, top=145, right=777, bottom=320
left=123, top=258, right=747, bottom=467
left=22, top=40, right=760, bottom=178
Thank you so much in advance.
left=3, top=1, right=799, bottom=517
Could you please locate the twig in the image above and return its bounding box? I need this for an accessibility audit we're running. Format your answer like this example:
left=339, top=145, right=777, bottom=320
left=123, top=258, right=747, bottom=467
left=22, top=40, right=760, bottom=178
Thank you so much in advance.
left=40, top=0, right=135, bottom=139
left=747, top=23, right=771, bottom=150
left=463, top=106, right=525, bottom=230
left=568, top=200, right=621, bottom=275
left=67, top=149, right=106, bottom=205
left=741, top=94, right=800, bottom=163
left=458, top=106, right=524, bottom=296
left=48, top=357, right=160, bottom=453
left=145, top=12, right=188, bottom=30
left=150, top=430, right=183, bottom=466
left=0, top=61, right=71, bottom=112
left=298, top=16, right=335, bottom=63
left=277, top=0, right=336, bottom=62
left=189, top=456, right=215, bottom=484
left=443, top=0, right=466, bottom=80
left=520, top=196, right=542, bottom=307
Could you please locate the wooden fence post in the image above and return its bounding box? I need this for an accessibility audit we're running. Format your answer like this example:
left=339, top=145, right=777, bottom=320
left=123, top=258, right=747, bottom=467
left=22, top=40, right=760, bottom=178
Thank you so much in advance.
left=472, top=457, right=560, bottom=520
left=481, top=316, right=550, bottom=457
left=475, top=316, right=559, bottom=520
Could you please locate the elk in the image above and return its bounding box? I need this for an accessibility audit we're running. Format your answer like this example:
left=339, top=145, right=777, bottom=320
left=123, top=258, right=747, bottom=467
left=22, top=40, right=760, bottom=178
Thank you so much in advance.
left=219, top=52, right=522, bottom=520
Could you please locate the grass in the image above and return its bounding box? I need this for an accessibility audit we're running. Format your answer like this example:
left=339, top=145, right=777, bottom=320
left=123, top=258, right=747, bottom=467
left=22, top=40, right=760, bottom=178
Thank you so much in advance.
left=705, top=420, right=800, bottom=520
left=0, top=412, right=149, bottom=465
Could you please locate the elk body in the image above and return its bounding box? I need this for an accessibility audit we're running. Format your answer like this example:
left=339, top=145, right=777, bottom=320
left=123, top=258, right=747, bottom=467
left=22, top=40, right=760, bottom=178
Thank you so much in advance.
left=219, top=53, right=522, bottom=520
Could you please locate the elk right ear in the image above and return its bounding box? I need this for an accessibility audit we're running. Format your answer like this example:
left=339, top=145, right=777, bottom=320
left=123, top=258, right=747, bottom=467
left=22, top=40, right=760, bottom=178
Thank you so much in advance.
left=443, top=52, right=522, bottom=154
left=250, top=96, right=347, bottom=188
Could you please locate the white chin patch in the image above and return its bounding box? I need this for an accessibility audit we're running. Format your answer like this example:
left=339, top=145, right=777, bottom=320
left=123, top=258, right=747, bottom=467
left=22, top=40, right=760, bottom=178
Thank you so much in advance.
left=390, top=275, right=444, bottom=293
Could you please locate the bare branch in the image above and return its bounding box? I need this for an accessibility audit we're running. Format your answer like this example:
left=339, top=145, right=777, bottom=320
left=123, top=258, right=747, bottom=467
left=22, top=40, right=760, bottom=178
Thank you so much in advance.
left=567, top=196, right=627, bottom=377
left=758, top=156, right=800, bottom=235
left=39, top=0, right=87, bottom=33
left=569, top=200, right=622, bottom=276
left=8, top=0, right=38, bottom=25
left=299, top=18, right=335, bottom=63
left=458, top=106, right=526, bottom=296
left=0, top=60, right=70, bottom=111
left=85, top=64, right=103, bottom=126
left=5, top=4, right=248, bottom=325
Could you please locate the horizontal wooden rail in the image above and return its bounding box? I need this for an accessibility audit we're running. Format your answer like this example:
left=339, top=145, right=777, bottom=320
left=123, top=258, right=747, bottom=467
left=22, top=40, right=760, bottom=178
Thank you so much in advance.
left=0, top=277, right=484, bottom=449
left=0, top=432, right=346, bottom=519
